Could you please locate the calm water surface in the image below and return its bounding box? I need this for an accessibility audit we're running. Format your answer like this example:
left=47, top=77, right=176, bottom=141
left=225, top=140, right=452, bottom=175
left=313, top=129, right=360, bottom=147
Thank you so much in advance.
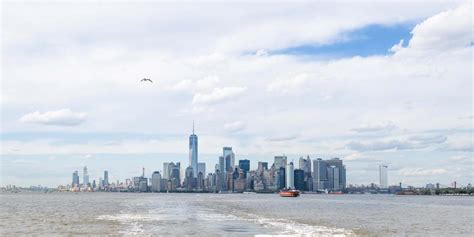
left=0, top=192, right=472, bottom=236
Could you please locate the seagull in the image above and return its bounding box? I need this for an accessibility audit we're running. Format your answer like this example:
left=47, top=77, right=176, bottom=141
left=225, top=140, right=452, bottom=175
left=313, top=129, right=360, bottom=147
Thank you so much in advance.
left=141, top=78, right=153, bottom=83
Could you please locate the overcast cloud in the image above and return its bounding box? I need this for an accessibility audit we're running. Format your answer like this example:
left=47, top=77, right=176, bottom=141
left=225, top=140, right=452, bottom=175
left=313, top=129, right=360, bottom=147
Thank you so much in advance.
left=1, top=0, right=472, bottom=187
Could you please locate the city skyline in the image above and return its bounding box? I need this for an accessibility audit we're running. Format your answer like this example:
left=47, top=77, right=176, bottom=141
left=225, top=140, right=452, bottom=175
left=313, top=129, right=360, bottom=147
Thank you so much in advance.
left=2, top=1, right=472, bottom=188
left=1, top=1, right=472, bottom=236
left=63, top=156, right=350, bottom=193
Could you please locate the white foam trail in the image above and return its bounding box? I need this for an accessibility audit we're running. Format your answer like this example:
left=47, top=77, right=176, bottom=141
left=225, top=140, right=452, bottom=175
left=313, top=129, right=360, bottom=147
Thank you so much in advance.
left=97, top=213, right=157, bottom=236
left=239, top=213, right=355, bottom=237
left=97, top=208, right=356, bottom=236
left=97, top=213, right=157, bottom=222
left=197, top=207, right=355, bottom=236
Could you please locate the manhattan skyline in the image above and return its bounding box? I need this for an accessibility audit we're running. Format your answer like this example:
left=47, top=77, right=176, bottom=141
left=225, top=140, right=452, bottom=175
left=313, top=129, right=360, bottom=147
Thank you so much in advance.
left=1, top=1, right=472, bottom=188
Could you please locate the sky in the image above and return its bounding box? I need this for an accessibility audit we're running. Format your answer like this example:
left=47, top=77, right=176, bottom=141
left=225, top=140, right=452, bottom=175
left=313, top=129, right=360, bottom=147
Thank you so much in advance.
left=1, top=0, right=472, bottom=188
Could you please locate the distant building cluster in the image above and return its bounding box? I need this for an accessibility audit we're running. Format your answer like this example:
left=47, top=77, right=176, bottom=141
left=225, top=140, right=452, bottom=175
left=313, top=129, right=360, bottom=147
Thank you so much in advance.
left=64, top=124, right=347, bottom=193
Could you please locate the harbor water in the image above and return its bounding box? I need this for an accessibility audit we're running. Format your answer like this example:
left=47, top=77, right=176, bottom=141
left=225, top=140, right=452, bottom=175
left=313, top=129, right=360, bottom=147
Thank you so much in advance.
left=0, top=192, right=472, bottom=236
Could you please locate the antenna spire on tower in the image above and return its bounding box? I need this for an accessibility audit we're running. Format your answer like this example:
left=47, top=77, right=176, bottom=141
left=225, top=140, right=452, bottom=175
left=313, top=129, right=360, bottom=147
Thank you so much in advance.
left=193, top=120, right=195, bottom=134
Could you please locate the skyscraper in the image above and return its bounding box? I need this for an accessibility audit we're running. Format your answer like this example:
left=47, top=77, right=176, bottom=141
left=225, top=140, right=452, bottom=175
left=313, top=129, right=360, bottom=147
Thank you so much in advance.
left=300, top=156, right=312, bottom=191
left=312, top=158, right=327, bottom=191
left=189, top=122, right=198, bottom=178
left=169, top=163, right=181, bottom=189
left=294, top=169, right=305, bottom=191
left=133, top=168, right=148, bottom=192
left=218, top=156, right=224, bottom=172
left=379, top=165, right=388, bottom=189
left=286, top=162, right=294, bottom=189
left=274, top=155, right=287, bottom=169
left=197, top=172, right=204, bottom=190
left=72, top=171, right=79, bottom=187
left=185, top=166, right=195, bottom=190
left=151, top=171, right=161, bottom=192
left=223, top=147, right=234, bottom=172
left=238, top=159, right=250, bottom=172
left=257, top=162, right=268, bottom=175
left=327, top=165, right=340, bottom=190
left=198, top=162, right=206, bottom=176
left=163, top=162, right=170, bottom=179
left=299, top=156, right=311, bottom=174
left=326, top=158, right=346, bottom=190
left=103, top=171, right=109, bottom=187
left=276, top=167, right=286, bottom=190
left=83, top=166, right=89, bottom=186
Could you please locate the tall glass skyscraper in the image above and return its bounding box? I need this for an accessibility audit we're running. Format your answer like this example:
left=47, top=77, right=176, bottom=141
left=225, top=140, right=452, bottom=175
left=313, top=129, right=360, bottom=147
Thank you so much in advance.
left=274, top=155, right=287, bottom=169
left=189, top=122, right=198, bottom=177
left=294, top=169, right=305, bottom=191
left=238, top=159, right=250, bottom=172
left=151, top=171, right=161, bottom=192
left=313, top=158, right=327, bottom=191
left=198, top=162, right=206, bottom=176
left=379, top=165, right=388, bottom=189
left=219, top=156, right=225, bottom=172
left=72, top=170, right=79, bottom=187
left=223, top=147, right=234, bottom=172
left=286, top=162, right=294, bottom=189
left=103, top=170, right=109, bottom=187
left=83, top=166, right=89, bottom=186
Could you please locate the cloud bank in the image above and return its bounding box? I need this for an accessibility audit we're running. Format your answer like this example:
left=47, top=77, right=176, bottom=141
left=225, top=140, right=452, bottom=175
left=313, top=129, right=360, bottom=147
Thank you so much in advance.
left=19, top=109, right=86, bottom=126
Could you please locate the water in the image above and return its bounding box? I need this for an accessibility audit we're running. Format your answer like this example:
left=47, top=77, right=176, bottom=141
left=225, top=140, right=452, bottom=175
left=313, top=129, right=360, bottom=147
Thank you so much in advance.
left=0, top=192, right=472, bottom=236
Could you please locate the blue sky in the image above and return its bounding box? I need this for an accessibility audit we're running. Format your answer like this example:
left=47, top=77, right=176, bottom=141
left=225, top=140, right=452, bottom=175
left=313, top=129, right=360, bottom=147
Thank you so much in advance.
left=272, top=23, right=413, bottom=58
left=1, top=1, right=472, bottom=187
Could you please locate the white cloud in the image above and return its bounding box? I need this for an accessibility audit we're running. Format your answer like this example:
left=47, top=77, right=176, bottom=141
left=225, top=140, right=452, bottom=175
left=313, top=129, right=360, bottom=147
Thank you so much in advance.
left=266, top=134, right=300, bottom=142
left=1, top=1, right=472, bottom=186
left=409, top=134, right=447, bottom=144
left=19, top=109, right=86, bottom=126
left=344, top=152, right=383, bottom=163
left=348, top=140, right=418, bottom=152
left=11, top=159, right=38, bottom=164
left=195, top=76, right=220, bottom=92
left=399, top=168, right=448, bottom=176
left=351, top=122, right=396, bottom=133
left=398, top=3, right=472, bottom=53
left=166, top=79, right=193, bottom=91
left=224, top=121, right=247, bottom=133
left=192, top=87, right=247, bottom=104
left=443, top=142, right=474, bottom=152
left=267, top=73, right=310, bottom=94
left=347, top=133, right=450, bottom=152
left=255, top=49, right=269, bottom=57
left=389, top=39, right=404, bottom=53
left=448, top=155, right=472, bottom=164
left=166, top=76, right=221, bottom=94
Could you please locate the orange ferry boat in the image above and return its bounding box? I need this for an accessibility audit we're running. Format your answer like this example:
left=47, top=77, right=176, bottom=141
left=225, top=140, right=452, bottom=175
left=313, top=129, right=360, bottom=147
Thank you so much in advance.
left=279, top=189, right=300, bottom=197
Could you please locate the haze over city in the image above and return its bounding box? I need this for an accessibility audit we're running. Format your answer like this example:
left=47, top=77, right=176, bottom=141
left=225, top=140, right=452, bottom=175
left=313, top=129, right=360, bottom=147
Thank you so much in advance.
left=1, top=0, right=472, bottom=188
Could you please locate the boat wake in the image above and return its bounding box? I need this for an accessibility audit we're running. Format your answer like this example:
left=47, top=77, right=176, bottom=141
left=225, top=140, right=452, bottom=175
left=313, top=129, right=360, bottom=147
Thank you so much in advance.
left=240, top=213, right=355, bottom=237
left=97, top=212, right=157, bottom=236
left=97, top=206, right=355, bottom=236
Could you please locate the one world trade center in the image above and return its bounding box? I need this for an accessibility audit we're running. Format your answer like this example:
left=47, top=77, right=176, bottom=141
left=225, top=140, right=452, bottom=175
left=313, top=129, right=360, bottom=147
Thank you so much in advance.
left=189, top=122, right=198, bottom=177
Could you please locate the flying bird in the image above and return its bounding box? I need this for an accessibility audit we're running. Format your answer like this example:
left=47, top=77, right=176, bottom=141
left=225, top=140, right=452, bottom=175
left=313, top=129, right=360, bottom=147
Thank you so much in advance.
left=141, top=78, right=153, bottom=83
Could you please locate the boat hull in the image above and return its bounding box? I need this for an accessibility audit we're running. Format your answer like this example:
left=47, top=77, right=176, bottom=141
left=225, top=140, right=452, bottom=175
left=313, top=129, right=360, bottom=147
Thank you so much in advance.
left=279, top=190, right=300, bottom=197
